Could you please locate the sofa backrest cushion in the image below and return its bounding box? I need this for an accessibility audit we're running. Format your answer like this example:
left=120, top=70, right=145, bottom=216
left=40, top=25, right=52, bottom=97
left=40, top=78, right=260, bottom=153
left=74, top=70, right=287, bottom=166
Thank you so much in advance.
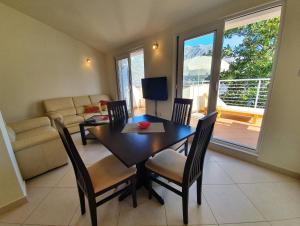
left=9, top=117, right=51, bottom=134
left=72, top=96, right=92, bottom=114
left=6, top=126, right=16, bottom=142
left=44, top=97, right=76, bottom=117
left=89, top=94, right=111, bottom=106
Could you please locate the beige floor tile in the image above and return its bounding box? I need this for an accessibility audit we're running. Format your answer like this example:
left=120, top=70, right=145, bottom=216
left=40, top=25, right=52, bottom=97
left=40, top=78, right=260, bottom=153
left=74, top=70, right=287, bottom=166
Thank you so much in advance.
left=118, top=198, right=167, bottom=226
left=164, top=185, right=217, bottom=225
left=205, top=150, right=236, bottom=163
left=70, top=198, right=119, bottom=226
left=203, top=184, right=264, bottom=224
left=239, top=182, right=300, bottom=220
left=203, top=161, right=234, bottom=185
left=217, top=159, right=295, bottom=184
left=56, top=169, right=77, bottom=187
left=26, top=164, right=70, bottom=187
left=271, top=218, right=300, bottom=226
left=0, top=223, right=20, bottom=226
left=219, top=222, right=271, bottom=226
left=24, top=188, right=78, bottom=225
left=0, top=187, right=51, bottom=224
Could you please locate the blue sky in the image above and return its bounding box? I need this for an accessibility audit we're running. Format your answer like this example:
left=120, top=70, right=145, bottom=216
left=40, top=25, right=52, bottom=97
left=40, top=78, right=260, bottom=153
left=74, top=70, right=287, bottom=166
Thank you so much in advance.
left=184, top=33, right=243, bottom=48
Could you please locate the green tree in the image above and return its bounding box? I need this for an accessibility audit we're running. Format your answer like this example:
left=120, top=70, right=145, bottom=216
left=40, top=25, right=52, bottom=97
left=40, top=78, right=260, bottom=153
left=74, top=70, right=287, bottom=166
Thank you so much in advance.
left=221, top=17, right=280, bottom=79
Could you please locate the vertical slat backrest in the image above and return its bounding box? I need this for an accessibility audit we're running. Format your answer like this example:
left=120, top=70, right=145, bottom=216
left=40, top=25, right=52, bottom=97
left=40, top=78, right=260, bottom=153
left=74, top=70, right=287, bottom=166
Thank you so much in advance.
left=182, top=112, right=217, bottom=186
left=171, top=98, right=193, bottom=125
left=107, top=100, right=129, bottom=124
left=54, top=120, right=94, bottom=195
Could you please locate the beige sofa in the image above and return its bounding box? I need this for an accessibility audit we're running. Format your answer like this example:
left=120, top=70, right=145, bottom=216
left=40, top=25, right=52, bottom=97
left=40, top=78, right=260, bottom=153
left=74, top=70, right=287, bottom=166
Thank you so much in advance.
left=44, top=94, right=110, bottom=133
left=6, top=117, right=68, bottom=180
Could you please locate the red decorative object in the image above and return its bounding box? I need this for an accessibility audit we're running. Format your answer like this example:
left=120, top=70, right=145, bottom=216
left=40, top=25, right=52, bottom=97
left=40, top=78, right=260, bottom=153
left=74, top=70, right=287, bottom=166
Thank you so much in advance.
left=137, top=121, right=151, bottom=129
left=84, top=106, right=99, bottom=113
left=102, top=115, right=109, bottom=120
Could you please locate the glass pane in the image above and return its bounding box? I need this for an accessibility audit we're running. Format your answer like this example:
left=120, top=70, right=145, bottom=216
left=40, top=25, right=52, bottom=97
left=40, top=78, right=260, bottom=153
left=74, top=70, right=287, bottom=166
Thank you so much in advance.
left=213, top=8, right=281, bottom=149
left=117, top=58, right=131, bottom=112
left=130, top=49, right=145, bottom=116
left=182, top=32, right=215, bottom=126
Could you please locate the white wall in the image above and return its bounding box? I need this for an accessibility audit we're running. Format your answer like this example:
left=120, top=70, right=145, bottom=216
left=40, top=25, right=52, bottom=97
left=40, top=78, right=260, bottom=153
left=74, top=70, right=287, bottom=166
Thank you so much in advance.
left=106, top=0, right=300, bottom=174
left=0, top=2, right=109, bottom=123
left=258, top=0, right=300, bottom=174
left=0, top=112, right=26, bottom=211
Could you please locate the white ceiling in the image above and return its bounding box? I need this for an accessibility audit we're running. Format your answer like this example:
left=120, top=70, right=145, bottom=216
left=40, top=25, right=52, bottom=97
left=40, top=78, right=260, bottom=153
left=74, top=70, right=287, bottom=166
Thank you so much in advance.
left=1, top=0, right=233, bottom=52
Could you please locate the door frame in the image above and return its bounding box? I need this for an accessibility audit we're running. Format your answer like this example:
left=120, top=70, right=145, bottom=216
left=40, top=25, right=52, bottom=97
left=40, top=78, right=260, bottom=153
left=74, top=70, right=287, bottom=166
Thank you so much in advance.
left=115, top=54, right=134, bottom=114
left=115, top=48, right=146, bottom=116
left=176, top=21, right=224, bottom=114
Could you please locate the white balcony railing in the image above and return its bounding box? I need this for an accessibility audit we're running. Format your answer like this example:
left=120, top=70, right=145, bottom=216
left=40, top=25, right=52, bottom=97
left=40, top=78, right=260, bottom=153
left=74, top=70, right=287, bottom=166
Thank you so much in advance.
left=183, top=78, right=271, bottom=109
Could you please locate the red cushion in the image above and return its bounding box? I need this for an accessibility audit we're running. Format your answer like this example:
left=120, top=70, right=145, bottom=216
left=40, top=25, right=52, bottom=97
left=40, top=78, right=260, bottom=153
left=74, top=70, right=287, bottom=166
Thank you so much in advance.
left=84, top=105, right=99, bottom=113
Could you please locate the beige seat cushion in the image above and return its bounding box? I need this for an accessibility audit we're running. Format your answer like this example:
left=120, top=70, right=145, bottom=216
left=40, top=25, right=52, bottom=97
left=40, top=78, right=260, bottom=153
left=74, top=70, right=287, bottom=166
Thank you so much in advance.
left=88, top=155, right=136, bottom=193
left=145, top=149, right=186, bottom=183
left=89, top=94, right=111, bottom=105
left=169, top=139, right=187, bottom=151
left=63, top=115, right=84, bottom=125
left=13, top=127, right=59, bottom=152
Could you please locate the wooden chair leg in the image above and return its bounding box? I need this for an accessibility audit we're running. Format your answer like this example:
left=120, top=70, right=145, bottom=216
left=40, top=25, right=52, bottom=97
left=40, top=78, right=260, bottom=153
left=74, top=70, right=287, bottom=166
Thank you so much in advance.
left=182, top=187, right=189, bottom=225
left=197, top=176, right=203, bottom=205
left=184, top=141, right=188, bottom=156
left=88, top=198, right=97, bottom=226
left=77, top=186, right=86, bottom=215
left=131, top=177, right=137, bottom=208
left=147, top=172, right=153, bottom=199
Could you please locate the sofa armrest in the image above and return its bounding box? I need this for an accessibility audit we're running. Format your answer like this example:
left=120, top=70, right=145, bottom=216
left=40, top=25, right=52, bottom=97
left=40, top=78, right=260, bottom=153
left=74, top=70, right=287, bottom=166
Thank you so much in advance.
left=9, top=117, right=51, bottom=134
left=46, top=112, right=63, bottom=126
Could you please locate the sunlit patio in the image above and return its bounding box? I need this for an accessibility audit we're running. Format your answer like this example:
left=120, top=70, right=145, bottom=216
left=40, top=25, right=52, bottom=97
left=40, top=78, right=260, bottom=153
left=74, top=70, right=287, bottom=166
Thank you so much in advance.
left=191, top=112, right=262, bottom=149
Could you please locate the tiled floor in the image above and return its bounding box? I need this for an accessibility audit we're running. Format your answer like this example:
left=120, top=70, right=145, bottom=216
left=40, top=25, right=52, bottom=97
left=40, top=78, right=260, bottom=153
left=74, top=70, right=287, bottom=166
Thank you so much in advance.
left=1, top=133, right=300, bottom=226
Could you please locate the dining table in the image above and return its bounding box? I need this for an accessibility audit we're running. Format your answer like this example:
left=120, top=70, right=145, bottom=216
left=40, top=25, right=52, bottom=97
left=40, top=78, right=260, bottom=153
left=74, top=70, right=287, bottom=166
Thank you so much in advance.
left=89, top=114, right=196, bottom=204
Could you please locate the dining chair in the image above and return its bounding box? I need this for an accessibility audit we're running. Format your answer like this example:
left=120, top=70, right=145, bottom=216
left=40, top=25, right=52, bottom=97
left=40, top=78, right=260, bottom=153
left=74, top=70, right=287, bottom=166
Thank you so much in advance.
left=107, top=100, right=129, bottom=124
left=170, top=98, right=193, bottom=155
left=145, top=112, right=217, bottom=225
left=54, top=119, right=137, bottom=226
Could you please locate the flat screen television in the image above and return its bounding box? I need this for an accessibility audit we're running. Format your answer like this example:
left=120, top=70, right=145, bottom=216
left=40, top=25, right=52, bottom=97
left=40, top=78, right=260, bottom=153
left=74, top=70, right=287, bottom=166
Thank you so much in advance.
left=141, top=77, right=168, bottom=101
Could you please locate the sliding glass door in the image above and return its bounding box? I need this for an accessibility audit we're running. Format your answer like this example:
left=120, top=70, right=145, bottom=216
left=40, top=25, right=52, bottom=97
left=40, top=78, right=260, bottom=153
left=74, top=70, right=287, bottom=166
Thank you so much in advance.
left=116, top=49, right=145, bottom=115
left=177, top=23, right=224, bottom=123
left=116, top=57, right=132, bottom=112
left=177, top=6, right=282, bottom=151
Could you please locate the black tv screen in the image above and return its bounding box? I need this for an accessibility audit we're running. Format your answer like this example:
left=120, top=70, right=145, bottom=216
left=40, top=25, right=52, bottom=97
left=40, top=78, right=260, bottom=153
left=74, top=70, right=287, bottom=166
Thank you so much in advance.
left=142, top=77, right=168, bottom=101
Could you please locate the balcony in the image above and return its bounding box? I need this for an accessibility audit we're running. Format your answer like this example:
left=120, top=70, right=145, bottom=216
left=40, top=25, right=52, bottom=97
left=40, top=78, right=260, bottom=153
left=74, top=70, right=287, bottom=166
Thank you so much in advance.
left=185, top=78, right=270, bottom=149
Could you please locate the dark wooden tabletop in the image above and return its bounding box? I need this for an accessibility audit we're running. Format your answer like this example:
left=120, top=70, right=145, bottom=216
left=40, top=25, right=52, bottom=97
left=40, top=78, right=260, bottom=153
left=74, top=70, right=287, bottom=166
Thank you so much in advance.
left=89, top=114, right=196, bottom=167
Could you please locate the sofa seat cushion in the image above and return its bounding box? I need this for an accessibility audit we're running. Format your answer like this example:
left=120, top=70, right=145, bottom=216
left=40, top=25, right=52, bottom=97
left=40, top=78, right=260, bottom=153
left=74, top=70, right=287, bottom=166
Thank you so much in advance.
left=13, top=127, right=59, bottom=152
left=63, top=115, right=84, bottom=125
left=78, top=113, right=101, bottom=120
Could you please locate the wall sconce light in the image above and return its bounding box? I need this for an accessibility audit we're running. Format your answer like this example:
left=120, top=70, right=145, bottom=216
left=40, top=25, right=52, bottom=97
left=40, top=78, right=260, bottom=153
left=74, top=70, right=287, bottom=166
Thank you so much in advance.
left=86, top=58, right=91, bottom=63
left=152, top=42, right=159, bottom=50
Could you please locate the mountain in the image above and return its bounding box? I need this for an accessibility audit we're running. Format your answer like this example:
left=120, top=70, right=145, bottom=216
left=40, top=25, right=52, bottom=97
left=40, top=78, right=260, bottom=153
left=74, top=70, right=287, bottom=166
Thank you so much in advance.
left=184, top=44, right=213, bottom=59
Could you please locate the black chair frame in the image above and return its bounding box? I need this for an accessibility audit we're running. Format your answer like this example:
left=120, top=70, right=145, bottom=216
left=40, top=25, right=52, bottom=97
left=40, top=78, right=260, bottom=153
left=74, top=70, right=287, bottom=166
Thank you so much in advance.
left=147, top=112, right=217, bottom=225
left=171, top=98, right=193, bottom=155
left=54, top=119, right=137, bottom=226
left=107, top=100, right=129, bottom=124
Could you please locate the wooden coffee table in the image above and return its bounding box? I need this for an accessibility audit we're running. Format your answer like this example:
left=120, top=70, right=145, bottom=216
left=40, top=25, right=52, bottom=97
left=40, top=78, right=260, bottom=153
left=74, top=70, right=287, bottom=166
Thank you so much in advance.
left=79, top=115, right=109, bottom=145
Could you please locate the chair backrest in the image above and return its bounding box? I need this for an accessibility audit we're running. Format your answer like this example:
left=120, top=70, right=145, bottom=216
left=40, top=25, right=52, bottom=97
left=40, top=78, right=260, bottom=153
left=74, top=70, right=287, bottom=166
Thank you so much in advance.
left=182, top=112, right=217, bottom=186
left=54, top=119, right=94, bottom=195
left=171, top=98, right=193, bottom=125
left=107, top=100, right=129, bottom=124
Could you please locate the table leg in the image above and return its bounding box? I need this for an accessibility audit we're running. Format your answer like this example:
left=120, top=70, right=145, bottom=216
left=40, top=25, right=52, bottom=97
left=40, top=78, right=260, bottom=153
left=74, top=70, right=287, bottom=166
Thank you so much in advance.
left=118, top=162, right=165, bottom=205
left=80, top=124, right=87, bottom=145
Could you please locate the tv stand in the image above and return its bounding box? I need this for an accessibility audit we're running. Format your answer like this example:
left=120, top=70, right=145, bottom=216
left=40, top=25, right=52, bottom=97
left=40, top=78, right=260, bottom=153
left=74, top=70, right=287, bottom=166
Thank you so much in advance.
left=154, top=100, right=158, bottom=117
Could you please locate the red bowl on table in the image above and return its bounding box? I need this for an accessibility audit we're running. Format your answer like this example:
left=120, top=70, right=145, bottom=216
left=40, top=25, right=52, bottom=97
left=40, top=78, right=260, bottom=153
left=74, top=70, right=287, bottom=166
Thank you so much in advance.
left=137, top=121, right=151, bottom=129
